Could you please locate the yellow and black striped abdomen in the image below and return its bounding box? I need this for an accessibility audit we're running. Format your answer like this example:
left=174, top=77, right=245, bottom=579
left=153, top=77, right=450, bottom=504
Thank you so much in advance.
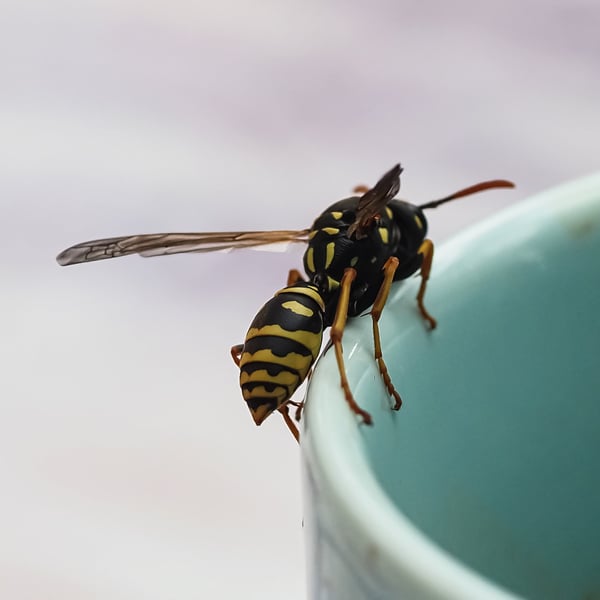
left=239, top=283, right=325, bottom=425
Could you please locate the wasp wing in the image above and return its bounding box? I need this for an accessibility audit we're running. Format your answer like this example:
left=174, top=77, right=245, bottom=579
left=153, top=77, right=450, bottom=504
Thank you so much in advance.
left=348, top=164, right=403, bottom=239
left=57, top=229, right=311, bottom=266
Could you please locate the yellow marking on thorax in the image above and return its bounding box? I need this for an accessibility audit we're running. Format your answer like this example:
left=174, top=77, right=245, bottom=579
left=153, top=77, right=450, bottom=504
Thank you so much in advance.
left=385, top=207, right=393, bottom=219
left=327, top=276, right=340, bottom=291
left=414, top=215, right=424, bottom=229
left=306, top=247, right=315, bottom=272
left=350, top=256, right=358, bottom=267
left=321, top=226, right=340, bottom=235
left=308, top=230, right=317, bottom=240
left=330, top=211, right=343, bottom=220
left=282, top=300, right=314, bottom=317
left=325, top=242, right=335, bottom=268
left=378, top=227, right=389, bottom=244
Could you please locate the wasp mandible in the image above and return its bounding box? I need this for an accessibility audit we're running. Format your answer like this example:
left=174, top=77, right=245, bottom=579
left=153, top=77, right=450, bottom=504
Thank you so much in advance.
left=57, top=165, right=514, bottom=441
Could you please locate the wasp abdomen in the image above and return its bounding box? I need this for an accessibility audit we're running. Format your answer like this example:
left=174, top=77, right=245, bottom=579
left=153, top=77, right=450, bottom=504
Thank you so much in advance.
left=239, top=284, right=325, bottom=425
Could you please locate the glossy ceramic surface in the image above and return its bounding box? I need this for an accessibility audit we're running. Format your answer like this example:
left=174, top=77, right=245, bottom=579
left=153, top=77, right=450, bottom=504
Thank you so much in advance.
left=302, top=174, right=600, bottom=600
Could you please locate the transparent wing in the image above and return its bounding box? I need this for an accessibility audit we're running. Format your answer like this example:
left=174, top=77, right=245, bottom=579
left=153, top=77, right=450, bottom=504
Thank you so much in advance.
left=57, top=229, right=311, bottom=266
left=348, top=164, right=403, bottom=239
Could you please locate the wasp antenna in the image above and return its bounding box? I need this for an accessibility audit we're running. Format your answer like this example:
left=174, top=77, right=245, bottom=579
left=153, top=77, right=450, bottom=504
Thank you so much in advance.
left=419, top=179, right=515, bottom=210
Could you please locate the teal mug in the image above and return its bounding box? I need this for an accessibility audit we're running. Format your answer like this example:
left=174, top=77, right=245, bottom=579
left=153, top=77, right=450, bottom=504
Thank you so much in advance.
left=302, top=174, right=600, bottom=600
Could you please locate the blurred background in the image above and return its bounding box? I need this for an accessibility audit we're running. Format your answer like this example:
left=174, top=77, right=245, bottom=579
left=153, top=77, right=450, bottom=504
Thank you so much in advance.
left=1, top=1, right=599, bottom=598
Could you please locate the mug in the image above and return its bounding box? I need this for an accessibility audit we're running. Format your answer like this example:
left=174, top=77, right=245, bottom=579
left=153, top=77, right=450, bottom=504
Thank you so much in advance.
left=301, top=173, right=600, bottom=600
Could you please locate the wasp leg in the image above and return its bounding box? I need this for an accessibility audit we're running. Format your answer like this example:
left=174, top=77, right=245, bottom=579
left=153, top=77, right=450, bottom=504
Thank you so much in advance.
left=230, top=344, right=244, bottom=366
left=279, top=404, right=300, bottom=443
left=416, top=239, right=437, bottom=330
left=371, top=257, right=403, bottom=411
left=330, top=268, right=373, bottom=425
left=289, top=400, right=305, bottom=421
left=291, top=366, right=312, bottom=421
left=287, top=269, right=305, bottom=285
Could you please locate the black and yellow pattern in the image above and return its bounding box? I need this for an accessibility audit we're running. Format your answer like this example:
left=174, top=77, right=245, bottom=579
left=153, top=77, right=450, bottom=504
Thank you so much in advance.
left=238, top=283, right=325, bottom=425
left=304, top=199, right=402, bottom=295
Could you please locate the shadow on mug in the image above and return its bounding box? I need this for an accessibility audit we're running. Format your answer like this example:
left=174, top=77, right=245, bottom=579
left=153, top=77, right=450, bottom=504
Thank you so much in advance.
left=302, top=174, right=600, bottom=600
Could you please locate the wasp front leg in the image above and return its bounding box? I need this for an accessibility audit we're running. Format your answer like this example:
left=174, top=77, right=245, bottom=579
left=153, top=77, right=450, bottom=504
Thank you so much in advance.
left=416, top=239, right=437, bottom=330
left=330, top=268, right=373, bottom=425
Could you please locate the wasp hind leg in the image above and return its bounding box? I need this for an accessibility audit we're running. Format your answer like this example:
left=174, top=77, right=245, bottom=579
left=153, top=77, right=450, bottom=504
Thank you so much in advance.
left=288, top=400, right=305, bottom=422
left=330, top=268, right=373, bottom=425
left=416, top=239, right=437, bottom=330
left=287, top=269, right=305, bottom=285
left=279, top=405, right=300, bottom=443
left=371, top=257, right=403, bottom=410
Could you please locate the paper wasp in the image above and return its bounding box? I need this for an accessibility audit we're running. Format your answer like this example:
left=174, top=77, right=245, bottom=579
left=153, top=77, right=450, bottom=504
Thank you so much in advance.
left=57, top=164, right=514, bottom=441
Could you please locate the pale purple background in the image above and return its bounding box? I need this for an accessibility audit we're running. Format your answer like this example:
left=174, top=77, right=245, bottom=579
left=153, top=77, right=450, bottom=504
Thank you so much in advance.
left=1, top=1, right=599, bottom=599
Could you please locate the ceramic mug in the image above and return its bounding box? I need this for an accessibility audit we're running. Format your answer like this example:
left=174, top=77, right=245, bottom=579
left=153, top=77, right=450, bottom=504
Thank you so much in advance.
left=301, top=174, right=600, bottom=600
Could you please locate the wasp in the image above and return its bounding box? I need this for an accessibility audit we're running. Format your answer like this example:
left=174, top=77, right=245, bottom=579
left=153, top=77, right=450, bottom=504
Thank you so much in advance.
left=57, top=165, right=514, bottom=441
